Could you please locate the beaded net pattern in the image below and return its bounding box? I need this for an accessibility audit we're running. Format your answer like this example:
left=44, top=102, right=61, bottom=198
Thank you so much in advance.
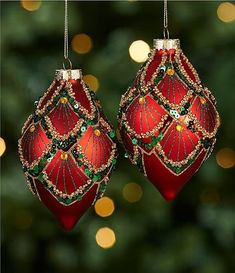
left=19, top=72, right=118, bottom=208
left=118, top=40, right=220, bottom=200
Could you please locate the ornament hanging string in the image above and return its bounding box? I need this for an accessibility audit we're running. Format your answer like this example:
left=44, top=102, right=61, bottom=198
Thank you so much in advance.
left=163, top=0, right=170, bottom=39
left=63, top=0, right=72, bottom=69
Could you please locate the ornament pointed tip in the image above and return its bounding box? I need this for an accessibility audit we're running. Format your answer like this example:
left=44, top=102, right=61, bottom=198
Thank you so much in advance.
left=161, top=191, right=177, bottom=201
left=58, top=215, right=79, bottom=231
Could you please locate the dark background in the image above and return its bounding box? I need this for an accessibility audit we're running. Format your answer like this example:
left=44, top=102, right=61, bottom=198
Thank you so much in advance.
left=1, top=1, right=235, bottom=273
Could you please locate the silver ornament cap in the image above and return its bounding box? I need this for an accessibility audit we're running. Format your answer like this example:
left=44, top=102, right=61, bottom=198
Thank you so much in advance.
left=55, top=69, right=82, bottom=81
left=153, top=39, right=180, bottom=50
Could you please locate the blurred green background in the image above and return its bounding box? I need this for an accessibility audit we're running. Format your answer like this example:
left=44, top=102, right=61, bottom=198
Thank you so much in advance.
left=1, top=1, right=235, bottom=273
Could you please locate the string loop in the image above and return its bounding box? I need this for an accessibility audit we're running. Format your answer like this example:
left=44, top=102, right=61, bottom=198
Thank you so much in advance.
left=163, top=0, right=170, bottom=39
left=63, top=0, right=72, bottom=69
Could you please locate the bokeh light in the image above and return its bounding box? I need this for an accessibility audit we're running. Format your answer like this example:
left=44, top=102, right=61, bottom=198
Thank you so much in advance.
left=95, top=227, right=116, bottom=249
left=83, top=74, right=99, bottom=92
left=129, top=40, right=150, bottom=63
left=72, top=34, right=93, bottom=54
left=217, top=2, right=235, bottom=23
left=0, top=137, right=6, bottom=157
left=94, top=197, right=115, bottom=217
left=123, top=182, right=143, bottom=203
left=216, top=148, right=235, bottom=168
left=21, top=0, right=42, bottom=12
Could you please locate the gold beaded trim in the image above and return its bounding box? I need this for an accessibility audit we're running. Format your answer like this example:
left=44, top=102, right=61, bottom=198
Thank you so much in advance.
left=44, top=112, right=84, bottom=140
left=121, top=111, right=168, bottom=138
left=21, top=114, right=33, bottom=134
left=142, top=147, right=208, bottom=177
left=18, top=123, right=53, bottom=169
left=187, top=95, right=220, bottom=138
left=76, top=143, right=117, bottom=173
left=140, top=49, right=167, bottom=90
left=118, top=40, right=220, bottom=176
left=40, top=152, right=115, bottom=204
left=25, top=173, right=41, bottom=200
left=175, top=50, right=201, bottom=85
left=37, top=80, right=63, bottom=115
left=67, top=80, right=97, bottom=120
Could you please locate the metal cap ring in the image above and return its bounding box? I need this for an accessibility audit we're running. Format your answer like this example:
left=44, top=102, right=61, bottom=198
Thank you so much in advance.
left=62, top=57, right=73, bottom=70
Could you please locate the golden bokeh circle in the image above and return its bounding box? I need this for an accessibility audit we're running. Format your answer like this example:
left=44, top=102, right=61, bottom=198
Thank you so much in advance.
left=72, top=34, right=93, bottom=54
left=21, top=0, right=42, bottom=11
left=94, top=197, right=115, bottom=217
left=0, top=137, right=6, bottom=157
left=217, top=2, right=235, bottom=23
left=123, top=182, right=143, bottom=203
left=216, top=148, right=235, bottom=168
left=96, top=227, right=116, bottom=249
left=129, top=40, right=150, bottom=63
left=83, top=74, right=99, bottom=92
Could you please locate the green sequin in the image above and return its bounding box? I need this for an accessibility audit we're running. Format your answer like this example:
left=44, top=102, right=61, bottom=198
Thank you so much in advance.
left=38, top=173, right=44, bottom=182
left=132, top=138, right=138, bottom=145
left=60, top=89, right=67, bottom=96
left=109, top=131, right=115, bottom=138
left=112, top=159, right=117, bottom=165
left=151, top=136, right=158, bottom=146
left=145, top=143, right=152, bottom=150
left=93, top=174, right=101, bottom=182
left=81, top=126, right=86, bottom=133
left=99, top=183, right=106, bottom=191
left=175, top=167, right=181, bottom=174
left=157, top=132, right=163, bottom=141
left=84, top=168, right=91, bottom=175
left=87, top=120, right=94, bottom=125
left=68, top=97, right=74, bottom=104
left=77, top=195, right=82, bottom=201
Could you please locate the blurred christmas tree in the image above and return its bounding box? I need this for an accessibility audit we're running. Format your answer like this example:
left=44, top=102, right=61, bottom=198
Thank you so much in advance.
left=1, top=1, right=235, bottom=273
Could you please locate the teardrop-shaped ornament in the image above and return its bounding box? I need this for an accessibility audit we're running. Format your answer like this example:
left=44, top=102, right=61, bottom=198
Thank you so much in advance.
left=19, top=69, right=118, bottom=230
left=118, top=39, right=220, bottom=201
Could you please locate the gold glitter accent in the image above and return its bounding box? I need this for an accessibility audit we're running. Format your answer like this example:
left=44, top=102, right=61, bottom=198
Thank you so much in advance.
left=176, top=124, right=183, bottom=132
left=166, top=68, right=175, bottom=76
left=60, top=97, right=68, bottom=104
left=94, top=129, right=101, bottom=136
left=200, top=97, right=207, bottom=105
left=60, top=152, right=68, bottom=160
left=138, top=97, right=145, bottom=105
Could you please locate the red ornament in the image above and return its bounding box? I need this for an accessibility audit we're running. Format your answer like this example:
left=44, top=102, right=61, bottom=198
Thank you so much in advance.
left=118, top=39, right=220, bottom=201
left=18, top=69, right=118, bottom=230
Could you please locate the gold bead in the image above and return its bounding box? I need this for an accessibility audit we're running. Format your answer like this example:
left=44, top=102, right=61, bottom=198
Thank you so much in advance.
left=138, top=97, right=145, bottom=105
left=176, top=124, right=183, bottom=132
left=60, top=152, right=68, bottom=160
left=60, top=97, right=68, bottom=104
left=166, top=68, right=175, bottom=76
left=29, top=125, right=35, bottom=133
left=94, top=129, right=101, bottom=137
left=200, top=97, right=207, bottom=105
